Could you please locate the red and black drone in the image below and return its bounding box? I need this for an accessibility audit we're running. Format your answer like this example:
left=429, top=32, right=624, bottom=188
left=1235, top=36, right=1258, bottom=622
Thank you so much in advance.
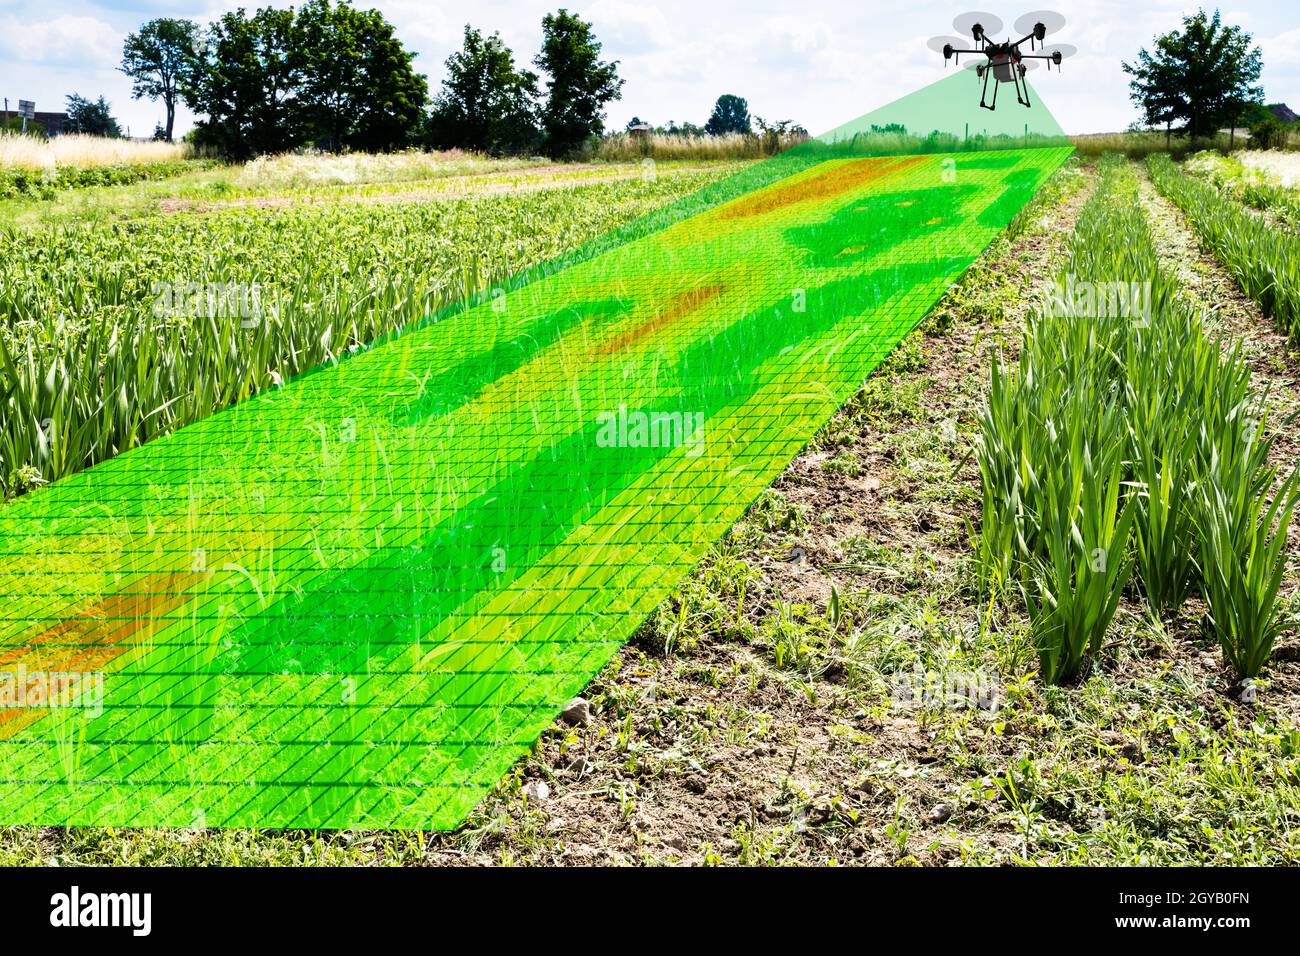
left=928, top=10, right=1076, bottom=111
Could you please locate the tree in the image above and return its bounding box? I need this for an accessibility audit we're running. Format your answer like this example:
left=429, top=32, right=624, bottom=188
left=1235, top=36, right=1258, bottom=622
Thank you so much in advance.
left=426, top=25, right=538, bottom=154
left=534, top=9, right=623, bottom=158
left=63, top=94, right=122, bottom=137
left=1123, top=10, right=1263, bottom=144
left=179, top=2, right=426, bottom=158
left=753, top=116, right=807, bottom=154
left=704, top=94, right=750, bottom=135
left=120, top=18, right=199, bottom=142
left=183, top=8, right=307, bottom=160
left=297, top=0, right=427, bottom=152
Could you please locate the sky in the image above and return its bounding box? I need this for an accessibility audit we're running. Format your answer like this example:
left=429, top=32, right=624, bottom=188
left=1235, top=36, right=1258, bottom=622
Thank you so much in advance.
left=1, top=1, right=1298, bottom=139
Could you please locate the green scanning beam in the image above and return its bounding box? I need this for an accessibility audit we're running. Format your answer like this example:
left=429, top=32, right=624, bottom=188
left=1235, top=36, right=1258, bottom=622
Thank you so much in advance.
left=0, top=73, right=1071, bottom=828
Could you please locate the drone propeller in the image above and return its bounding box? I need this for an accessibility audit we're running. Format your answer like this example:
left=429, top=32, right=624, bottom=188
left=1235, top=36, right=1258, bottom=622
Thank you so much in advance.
left=953, top=11, right=1003, bottom=45
left=1039, top=42, right=1077, bottom=59
left=1040, top=42, right=1076, bottom=66
left=1013, top=10, right=1066, bottom=48
left=927, top=34, right=972, bottom=59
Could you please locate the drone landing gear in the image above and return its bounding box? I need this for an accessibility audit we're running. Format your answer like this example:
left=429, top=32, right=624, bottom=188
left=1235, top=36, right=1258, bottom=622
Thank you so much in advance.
left=1013, top=65, right=1032, bottom=108
left=978, top=66, right=997, bottom=111
left=978, top=64, right=1033, bottom=111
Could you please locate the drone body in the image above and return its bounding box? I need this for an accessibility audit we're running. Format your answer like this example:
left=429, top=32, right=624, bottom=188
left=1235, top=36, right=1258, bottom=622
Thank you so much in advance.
left=928, top=11, right=1076, bottom=111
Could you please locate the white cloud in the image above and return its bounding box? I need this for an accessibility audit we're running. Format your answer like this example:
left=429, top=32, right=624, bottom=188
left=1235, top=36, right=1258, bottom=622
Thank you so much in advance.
left=753, top=16, right=832, bottom=68
left=0, top=14, right=118, bottom=67
left=373, top=0, right=461, bottom=56
left=1260, top=26, right=1300, bottom=68
left=587, top=0, right=673, bottom=55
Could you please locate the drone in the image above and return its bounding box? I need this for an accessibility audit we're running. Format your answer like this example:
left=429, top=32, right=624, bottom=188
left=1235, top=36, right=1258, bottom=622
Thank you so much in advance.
left=927, top=11, right=1076, bottom=111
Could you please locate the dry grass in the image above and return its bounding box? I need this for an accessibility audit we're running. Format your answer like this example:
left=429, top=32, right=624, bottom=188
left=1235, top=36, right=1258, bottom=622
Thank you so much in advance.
left=0, top=133, right=190, bottom=170
left=233, top=149, right=544, bottom=190
left=1070, top=130, right=1248, bottom=160
left=598, top=132, right=807, bottom=162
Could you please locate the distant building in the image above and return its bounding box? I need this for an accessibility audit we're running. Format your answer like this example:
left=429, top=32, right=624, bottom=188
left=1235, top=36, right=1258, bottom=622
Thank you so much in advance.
left=627, top=122, right=653, bottom=138
left=33, top=111, right=68, bottom=135
left=1268, top=103, right=1298, bottom=123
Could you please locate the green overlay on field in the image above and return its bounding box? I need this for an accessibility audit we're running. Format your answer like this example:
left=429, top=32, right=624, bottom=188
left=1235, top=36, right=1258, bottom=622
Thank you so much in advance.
left=0, top=74, right=1070, bottom=828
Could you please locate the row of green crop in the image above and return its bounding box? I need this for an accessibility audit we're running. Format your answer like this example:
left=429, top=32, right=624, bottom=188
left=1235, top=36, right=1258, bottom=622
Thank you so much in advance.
left=0, top=169, right=724, bottom=499
left=0, top=161, right=218, bottom=201
left=1148, top=153, right=1300, bottom=341
left=977, top=154, right=1298, bottom=683
left=1183, top=150, right=1300, bottom=229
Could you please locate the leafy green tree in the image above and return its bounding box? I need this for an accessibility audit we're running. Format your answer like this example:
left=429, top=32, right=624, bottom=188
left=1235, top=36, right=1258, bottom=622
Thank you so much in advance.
left=297, top=0, right=427, bottom=152
left=704, top=94, right=750, bottom=135
left=183, top=8, right=307, bottom=160
left=63, top=94, right=122, bottom=137
left=180, top=2, right=425, bottom=157
left=426, top=25, right=539, bottom=154
left=119, top=19, right=200, bottom=142
left=534, top=9, right=623, bottom=158
left=1123, top=9, right=1263, bottom=143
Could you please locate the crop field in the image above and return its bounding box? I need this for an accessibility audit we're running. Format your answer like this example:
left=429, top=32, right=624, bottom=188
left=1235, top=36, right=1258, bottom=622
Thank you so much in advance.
left=0, top=159, right=733, bottom=497
left=2, top=128, right=1300, bottom=863
left=0, top=145, right=1068, bottom=829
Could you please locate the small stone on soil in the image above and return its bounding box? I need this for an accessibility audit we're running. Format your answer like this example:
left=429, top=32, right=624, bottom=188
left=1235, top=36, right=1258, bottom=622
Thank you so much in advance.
left=560, top=697, right=591, bottom=726
left=522, top=780, right=550, bottom=802
left=929, top=803, right=954, bottom=824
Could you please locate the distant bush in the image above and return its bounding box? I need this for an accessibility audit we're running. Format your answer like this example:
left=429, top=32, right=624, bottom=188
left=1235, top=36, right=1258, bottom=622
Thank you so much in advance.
left=1248, top=117, right=1288, bottom=150
left=0, top=118, right=46, bottom=137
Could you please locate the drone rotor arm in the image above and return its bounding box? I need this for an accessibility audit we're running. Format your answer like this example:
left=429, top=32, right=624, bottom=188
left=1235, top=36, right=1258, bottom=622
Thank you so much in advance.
left=1018, top=51, right=1064, bottom=71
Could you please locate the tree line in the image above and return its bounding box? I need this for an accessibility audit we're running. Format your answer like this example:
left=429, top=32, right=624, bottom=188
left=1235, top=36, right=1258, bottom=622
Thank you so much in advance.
left=119, top=2, right=624, bottom=160
left=627, top=94, right=806, bottom=142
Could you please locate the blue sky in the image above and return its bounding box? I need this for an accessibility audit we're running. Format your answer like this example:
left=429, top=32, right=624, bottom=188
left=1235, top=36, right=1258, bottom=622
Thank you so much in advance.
left=2, top=1, right=1297, bottom=138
